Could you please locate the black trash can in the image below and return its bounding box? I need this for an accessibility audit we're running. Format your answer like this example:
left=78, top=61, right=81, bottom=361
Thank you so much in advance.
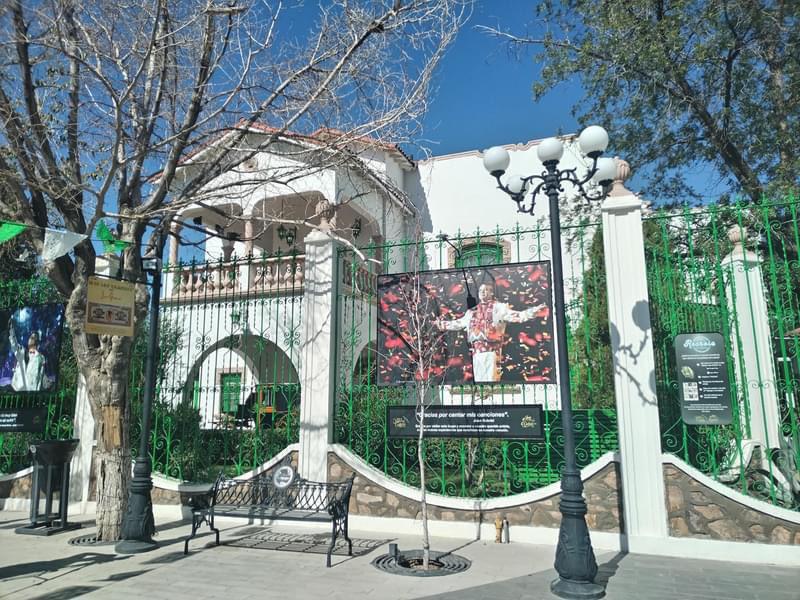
left=16, top=439, right=82, bottom=536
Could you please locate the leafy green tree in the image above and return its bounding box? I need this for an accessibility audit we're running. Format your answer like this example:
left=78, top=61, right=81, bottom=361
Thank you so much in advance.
left=569, top=228, right=614, bottom=409
left=483, top=0, right=799, bottom=203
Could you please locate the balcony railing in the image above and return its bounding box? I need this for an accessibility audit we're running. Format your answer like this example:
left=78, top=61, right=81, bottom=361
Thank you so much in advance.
left=166, top=254, right=305, bottom=300
left=341, top=258, right=377, bottom=296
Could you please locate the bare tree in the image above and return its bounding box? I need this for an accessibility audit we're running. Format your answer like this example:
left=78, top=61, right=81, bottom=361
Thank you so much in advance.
left=377, top=228, right=452, bottom=570
left=0, top=0, right=465, bottom=540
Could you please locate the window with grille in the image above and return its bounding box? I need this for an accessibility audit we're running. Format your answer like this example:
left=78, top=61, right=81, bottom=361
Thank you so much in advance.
left=455, top=242, right=504, bottom=268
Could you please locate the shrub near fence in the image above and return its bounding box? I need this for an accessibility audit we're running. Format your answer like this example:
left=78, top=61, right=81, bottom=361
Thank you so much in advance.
left=645, top=198, right=800, bottom=511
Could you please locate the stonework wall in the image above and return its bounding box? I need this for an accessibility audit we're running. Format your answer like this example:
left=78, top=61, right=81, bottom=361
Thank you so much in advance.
left=0, top=472, right=31, bottom=499
left=150, top=452, right=299, bottom=505
left=328, top=453, right=623, bottom=532
left=664, top=464, right=800, bottom=545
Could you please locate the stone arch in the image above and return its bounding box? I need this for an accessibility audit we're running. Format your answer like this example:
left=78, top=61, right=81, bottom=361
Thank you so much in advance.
left=182, top=333, right=299, bottom=428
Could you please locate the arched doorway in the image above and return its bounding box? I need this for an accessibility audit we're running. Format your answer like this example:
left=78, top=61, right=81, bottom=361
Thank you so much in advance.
left=146, top=334, right=300, bottom=482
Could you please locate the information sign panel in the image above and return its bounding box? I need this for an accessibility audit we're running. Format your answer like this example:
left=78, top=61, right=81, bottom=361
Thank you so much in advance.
left=674, top=332, right=732, bottom=425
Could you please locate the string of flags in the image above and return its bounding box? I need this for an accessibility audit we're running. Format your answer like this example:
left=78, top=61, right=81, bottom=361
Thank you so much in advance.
left=0, top=219, right=131, bottom=262
left=96, top=221, right=132, bottom=254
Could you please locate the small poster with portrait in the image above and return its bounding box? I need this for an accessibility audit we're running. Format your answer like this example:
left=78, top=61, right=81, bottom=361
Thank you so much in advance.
left=0, top=303, right=66, bottom=393
left=85, top=276, right=135, bottom=337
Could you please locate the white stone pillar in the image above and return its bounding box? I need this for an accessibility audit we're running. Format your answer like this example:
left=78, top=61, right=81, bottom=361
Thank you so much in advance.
left=69, top=375, right=94, bottom=513
left=721, top=227, right=782, bottom=450
left=167, top=222, right=182, bottom=294
left=242, top=218, right=255, bottom=289
left=298, top=229, right=339, bottom=482
left=601, top=160, right=668, bottom=545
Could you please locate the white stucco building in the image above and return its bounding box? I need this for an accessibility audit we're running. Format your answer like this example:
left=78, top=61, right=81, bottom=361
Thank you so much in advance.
left=154, top=123, right=609, bottom=429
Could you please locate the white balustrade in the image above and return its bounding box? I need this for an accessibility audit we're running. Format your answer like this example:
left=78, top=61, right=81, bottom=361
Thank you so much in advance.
left=166, top=254, right=305, bottom=300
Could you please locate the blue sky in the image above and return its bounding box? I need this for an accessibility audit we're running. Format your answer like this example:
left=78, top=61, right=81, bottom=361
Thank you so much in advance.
left=417, top=1, right=727, bottom=203
left=419, top=2, right=582, bottom=156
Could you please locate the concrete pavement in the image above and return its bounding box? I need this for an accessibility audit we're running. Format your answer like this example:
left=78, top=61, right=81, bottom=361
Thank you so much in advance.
left=1, top=511, right=797, bottom=599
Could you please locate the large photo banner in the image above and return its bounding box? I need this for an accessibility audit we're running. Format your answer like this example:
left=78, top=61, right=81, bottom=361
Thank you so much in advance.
left=377, top=262, right=555, bottom=385
left=0, top=304, right=66, bottom=393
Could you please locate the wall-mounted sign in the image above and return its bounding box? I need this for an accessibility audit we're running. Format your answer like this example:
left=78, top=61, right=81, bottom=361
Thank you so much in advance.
left=272, top=465, right=296, bottom=489
left=387, top=405, right=544, bottom=439
left=0, top=407, right=47, bottom=433
left=674, top=333, right=732, bottom=425
left=85, top=276, right=135, bottom=337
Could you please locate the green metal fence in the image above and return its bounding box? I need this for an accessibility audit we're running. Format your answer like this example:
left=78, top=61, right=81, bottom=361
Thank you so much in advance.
left=334, top=223, right=619, bottom=498
left=645, top=197, right=800, bottom=510
left=130, top=251, right=304, bottom=483
left=0, top=278, right=76, bottom=474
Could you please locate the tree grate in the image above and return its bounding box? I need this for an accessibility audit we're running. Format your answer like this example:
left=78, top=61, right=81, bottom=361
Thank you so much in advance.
left=371, top=549, right=470, bottom=577
left=68, top=534, right=116, bottom=546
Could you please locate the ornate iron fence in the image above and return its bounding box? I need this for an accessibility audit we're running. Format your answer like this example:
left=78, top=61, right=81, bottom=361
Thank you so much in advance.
left=130, top=252, right=304, bottom=483
left=334, top=223, right=619, bottom=498
left=0, top=278, right=76, bottom=474
left=645, top=197, right=800, bottom=511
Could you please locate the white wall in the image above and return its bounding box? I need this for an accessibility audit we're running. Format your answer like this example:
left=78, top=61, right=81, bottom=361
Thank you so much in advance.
left=415, top=137, right=599, bottom=236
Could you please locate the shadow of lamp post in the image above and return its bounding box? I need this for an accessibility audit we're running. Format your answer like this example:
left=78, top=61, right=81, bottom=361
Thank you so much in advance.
left=116, top=230, right=167, bottom=553
left=481, top=127, right=616, bottom=600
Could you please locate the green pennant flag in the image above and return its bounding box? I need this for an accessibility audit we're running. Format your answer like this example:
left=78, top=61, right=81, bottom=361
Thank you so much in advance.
left=96, top=221, right=131, bottom=254
left=0, top=221, right=27, bottom=243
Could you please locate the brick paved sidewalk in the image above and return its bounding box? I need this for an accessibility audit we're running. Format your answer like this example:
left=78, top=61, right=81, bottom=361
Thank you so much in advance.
left=1, top=512, right=797, bottom=600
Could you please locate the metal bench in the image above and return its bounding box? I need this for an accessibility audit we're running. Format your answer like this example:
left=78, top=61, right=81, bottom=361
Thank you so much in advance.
left=184, top=466, right=354, bottom=567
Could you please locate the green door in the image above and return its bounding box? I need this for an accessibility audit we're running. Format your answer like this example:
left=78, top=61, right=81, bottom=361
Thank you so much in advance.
left=220, top=373, right=242, bottom=414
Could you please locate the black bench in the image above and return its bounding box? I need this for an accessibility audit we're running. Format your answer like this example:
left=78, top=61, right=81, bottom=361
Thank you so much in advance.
left=184, top=468, right=355, bottom=567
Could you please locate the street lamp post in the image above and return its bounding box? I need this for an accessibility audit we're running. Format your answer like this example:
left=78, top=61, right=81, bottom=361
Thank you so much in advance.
left=482, top=127, right=616, bottom=600
left=116, top=230, right=166, bottom=554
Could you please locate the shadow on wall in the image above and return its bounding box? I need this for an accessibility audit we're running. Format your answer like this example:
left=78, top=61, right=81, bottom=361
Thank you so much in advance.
left=404, top=169, right=433, bottom=233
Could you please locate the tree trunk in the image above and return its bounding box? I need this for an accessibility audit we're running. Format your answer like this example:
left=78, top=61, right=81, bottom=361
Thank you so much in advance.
left=94, top=440, right=131, bottom=540
left=417, top=388, right=430, bottom=570
left=87, top=374, right=133, bottom=540
left=66, top=273, right=142, bottom=541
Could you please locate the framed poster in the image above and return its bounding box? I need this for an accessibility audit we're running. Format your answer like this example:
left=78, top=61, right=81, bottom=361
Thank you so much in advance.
left=674, top=332, right=733, bottom=425
left=0, top=303, right=66, bottom=393
left=377, top=262, right=555, bottom=385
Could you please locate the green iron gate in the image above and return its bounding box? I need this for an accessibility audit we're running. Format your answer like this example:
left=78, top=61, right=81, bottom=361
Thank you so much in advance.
left=645, top=197, right=800, bottom=511
left=0, top=278, right=76, bottom=474
left=334, top=223, right=619, bottom=498
left=130, top=251, right=304, bottom=483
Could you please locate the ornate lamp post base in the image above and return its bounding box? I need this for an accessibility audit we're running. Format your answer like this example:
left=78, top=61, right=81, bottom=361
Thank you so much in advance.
left=115, top=461, right=158, bottom=554
left=551, top=577, right=606, bottom=599
left=115, top=538, right=158, bottom=554
left=550, top=472, right=604, bottom=599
